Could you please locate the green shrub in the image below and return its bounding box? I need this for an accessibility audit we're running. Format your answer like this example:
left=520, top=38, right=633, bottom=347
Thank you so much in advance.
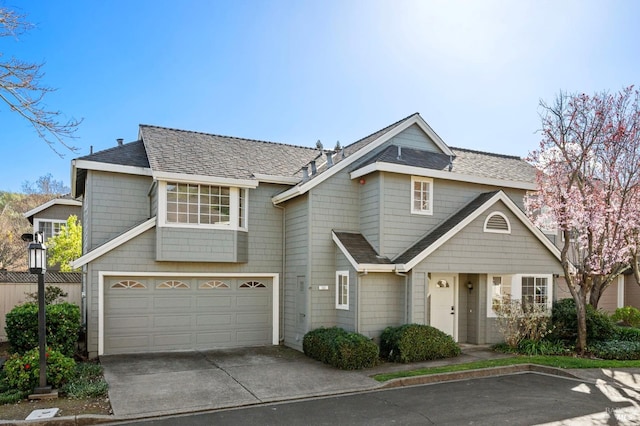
left=3, top=348, right=76, bottom=392
left=613, top=325, right=640, bottom=341
left=5, top=302, right=81, bottom=356
left=0, top=389, right=27, bottom=404
left=25, top=285, right=69, bottom=305
left=380, top=324, right=460, bottom=363
left=303, top=327, right=379, bottom=370
left=61, top=362, right=108, bottom=399
left=611, top=306, right=640, bottom=328
left=550, top=298, right=615, bottom=343
left=589, top=340, right=640, bottom=360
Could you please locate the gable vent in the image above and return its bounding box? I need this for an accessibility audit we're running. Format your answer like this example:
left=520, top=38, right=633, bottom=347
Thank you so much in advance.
left=484, top=212, right=511, bottom=234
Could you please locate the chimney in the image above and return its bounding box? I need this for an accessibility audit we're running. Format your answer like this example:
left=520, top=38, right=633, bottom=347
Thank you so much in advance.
left=448, top=155, right=453, bottom=172
left=310, top=160, right=317, bottom=175
left=302, top=165, right=309, bottom=180
left=90, top=145, right=93, bottom=154
left=397, top=146, right=402, bottom=160
left=117, top=138, right=124, bottom=146
left=326, top=151, right=334, bottom=168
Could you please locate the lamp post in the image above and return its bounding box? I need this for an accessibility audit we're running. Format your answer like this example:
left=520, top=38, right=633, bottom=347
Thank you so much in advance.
left=28, top=231, right=51, bottom=394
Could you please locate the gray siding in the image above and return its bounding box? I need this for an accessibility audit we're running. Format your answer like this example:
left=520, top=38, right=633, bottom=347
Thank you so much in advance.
left=381, top=174, right=527, bottom=258
left=387, top=123, right=443, bottom=153
left=359, top=273, right=405, bottom=340
left=33, top=204, right=82, bottom=223
left=282, top=195, right=309, bottom=351
left=418, top=201, right=562, bottom=274
left=308, top=172, right=361, bottom=331
left=156, top=228, right=248, bottom=262
left=360, top=173, right=381, bottom=252
left=408, top=271, right=427, bottom=324
left=85, top=171, right=152, bottom=250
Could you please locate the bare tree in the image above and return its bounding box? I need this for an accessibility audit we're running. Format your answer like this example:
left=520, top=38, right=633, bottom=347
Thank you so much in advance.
left=0, top=5, right=81, bottom=155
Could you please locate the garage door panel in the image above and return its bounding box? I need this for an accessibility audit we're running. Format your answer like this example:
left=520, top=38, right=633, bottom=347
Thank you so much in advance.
left=196, top=313, right=233, bottom=326
left=196, top=296, right=234, bottom=308
left=153, top=296, right=192, bottom=309
left=104, top=276, right=273, bottom=355
left=195, top=331, right=234, bottom=345
left=153, top=314, right=192, bottom=328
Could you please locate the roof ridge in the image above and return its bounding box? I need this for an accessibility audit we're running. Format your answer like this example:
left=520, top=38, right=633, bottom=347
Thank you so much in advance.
left=451, top=146, right=522, bottom=161
left=139, top=124, right=318, bottom=152
left=79, top=139, right=144, bottom=159
left=343, top=112, right=420, bottom=149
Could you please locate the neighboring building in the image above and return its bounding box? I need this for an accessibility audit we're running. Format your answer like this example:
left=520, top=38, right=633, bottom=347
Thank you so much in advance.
left=71, top=113, right=569, bottom=358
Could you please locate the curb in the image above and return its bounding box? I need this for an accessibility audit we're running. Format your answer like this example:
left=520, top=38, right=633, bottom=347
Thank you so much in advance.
left=0, top=365, right=586, bottom=425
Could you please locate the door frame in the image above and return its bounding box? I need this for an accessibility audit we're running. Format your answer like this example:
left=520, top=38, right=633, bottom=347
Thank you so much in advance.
left=428, top=273, right=458, bottom=341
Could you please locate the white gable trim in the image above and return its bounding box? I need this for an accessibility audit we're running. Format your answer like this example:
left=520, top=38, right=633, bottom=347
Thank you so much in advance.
left=252, top=173, right=301, bottom=185
left=272, top=114, right=452, bottom=205
left=395, top=191, right=561, bottom=272
left=23, top=198, right=82, bottom=219
left=351, top=162, right=537, bottom=191
left=153, top=171, right=259, bottom=188
left=70, top=218, right=157, bottom=269
left=72, top=159, right=153, bottom=177
left=332, top=231, right=395, bottom=273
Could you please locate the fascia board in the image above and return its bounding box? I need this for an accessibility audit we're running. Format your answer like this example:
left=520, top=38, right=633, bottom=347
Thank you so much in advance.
left=23, top=198, right=82, bottom=218
left=351, top=162, right=537, bottom=191
left=402, top=191, right=561, bottom=271
left=272, top=118, right=419, bottom=205
left=70, top=217, right=156, bottom=269
left=153, top=171, right=259, bottom=188
left=252, top=173, right=301, bottom=185
left=73, top=159, right=153, bottom=177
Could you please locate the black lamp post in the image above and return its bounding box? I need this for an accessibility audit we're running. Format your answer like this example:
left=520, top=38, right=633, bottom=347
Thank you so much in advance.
left=28, top=231, right=51, bottom=394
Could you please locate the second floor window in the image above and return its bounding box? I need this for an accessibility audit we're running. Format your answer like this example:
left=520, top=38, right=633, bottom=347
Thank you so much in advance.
left=164, top=182, right=247, bottom=228
left=411, top=176, right=433, bottom=215
left=36, top=220, right=65, bottom=242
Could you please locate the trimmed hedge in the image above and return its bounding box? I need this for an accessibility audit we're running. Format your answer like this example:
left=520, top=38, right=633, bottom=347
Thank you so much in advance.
left=380, top=324, right=460, bottom=363
left=550, top=298, right=615, bottom=343
left=589, top=340, right=640, bottom=360
left=5, top=302, right=81, bottom=357
left=303, top=327, right=379, bottom=370
left=613, top=325, right=640, bottom=342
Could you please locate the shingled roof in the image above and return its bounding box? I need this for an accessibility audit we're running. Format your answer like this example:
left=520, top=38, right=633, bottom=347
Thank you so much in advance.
left=333, top=232, right=392, bottom=265
left=77, top=140, right=150, bottom=168
left=139, top=125, right=320, bottom=180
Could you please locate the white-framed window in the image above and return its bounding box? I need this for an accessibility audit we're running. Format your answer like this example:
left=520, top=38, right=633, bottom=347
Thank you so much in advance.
left=159, top=181, right=248, bottom=230
left=411, top=176, right=433, bottom=215
left=487, top=274, right=552, bottom=317
left=34, top=219, right=66, bottom=242
left=483, top=212, right=511, bottom=234
left=336, top=271, right=349, bottom=310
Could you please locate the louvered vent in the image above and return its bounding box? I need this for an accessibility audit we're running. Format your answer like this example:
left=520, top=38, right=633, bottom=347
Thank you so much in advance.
left=484, top=212, right=510, bottom=233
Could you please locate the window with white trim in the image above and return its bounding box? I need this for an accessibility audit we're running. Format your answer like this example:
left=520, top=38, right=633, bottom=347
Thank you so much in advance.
left=163, top=182, right=247, bottom=229
left=483, top=212, right=511, bottom=234
left=487, top=274, right=552, bottom=317
left=336, top=271, right=349, bottom=310
left=411, top=176, right=433, bottom=215
left=35, top=219, right=66, bottom=242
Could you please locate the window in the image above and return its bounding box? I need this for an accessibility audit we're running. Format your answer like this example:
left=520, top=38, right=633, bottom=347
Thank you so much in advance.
left=199, top=280, right=230, bottom=289
left=487, top=274, right=552, bottom=317
left=111, top=280, right=146, bottom=289
left=484, top=212, right=511, bottom=234
left=164, top=182, right=247, bottom=229
left=157, top=280, right=189, bottom=289
left=336, top=271, right=349, bottom=310
left=411, top=176, right=433, bottom=215
left=521, top=276, right=548, bottom=310
left=240, top=281, right=266, bottom=288
left=36, top=219, right=66, bottom=242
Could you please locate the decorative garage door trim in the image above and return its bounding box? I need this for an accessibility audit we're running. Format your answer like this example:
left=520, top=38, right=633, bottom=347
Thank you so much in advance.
left=98, top=271, right=279, bottom=356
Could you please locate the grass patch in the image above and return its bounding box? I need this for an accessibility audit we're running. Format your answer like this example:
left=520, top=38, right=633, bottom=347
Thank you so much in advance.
left=60, top=362, right=108, bottom=399
left=372, top=356, right=640, bottom=382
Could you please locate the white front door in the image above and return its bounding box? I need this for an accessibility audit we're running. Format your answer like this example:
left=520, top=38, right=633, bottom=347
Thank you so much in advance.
left=429, top=273, right=457, bottom=340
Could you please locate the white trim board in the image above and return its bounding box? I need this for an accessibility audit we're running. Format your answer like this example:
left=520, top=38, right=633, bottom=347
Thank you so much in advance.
left=97, top=271, right=279, bottom=356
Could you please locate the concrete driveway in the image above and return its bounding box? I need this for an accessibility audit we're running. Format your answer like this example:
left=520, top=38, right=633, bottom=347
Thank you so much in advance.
left=100, top=345, right=382, bottom=417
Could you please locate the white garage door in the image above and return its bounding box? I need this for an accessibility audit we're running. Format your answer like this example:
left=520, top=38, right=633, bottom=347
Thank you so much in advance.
left=104, top=276, right=273, bottom=355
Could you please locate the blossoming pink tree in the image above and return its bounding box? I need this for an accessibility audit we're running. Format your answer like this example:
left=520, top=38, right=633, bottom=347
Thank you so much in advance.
left=526, top=86, right=640, bottom=354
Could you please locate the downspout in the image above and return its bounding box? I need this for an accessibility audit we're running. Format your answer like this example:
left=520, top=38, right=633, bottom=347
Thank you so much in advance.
left=274, top=203, right=286, bottom=344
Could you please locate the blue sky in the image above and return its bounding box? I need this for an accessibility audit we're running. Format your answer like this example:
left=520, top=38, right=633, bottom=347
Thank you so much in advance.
left=1, top=0, right=638, bottom=192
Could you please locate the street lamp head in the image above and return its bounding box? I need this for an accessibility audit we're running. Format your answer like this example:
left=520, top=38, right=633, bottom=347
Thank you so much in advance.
left=28, top=232, right=47, bottom=274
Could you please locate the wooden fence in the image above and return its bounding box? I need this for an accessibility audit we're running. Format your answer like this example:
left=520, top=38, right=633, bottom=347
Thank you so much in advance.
left=0, top=282, right=82, bottom=342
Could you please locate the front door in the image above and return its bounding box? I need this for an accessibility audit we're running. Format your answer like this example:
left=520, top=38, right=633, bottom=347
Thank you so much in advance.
left=429, top=273, right=457, bottom=340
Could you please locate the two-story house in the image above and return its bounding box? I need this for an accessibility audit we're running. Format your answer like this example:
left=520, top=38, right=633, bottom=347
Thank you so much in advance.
left=70, top=113, right=565, bottom=358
